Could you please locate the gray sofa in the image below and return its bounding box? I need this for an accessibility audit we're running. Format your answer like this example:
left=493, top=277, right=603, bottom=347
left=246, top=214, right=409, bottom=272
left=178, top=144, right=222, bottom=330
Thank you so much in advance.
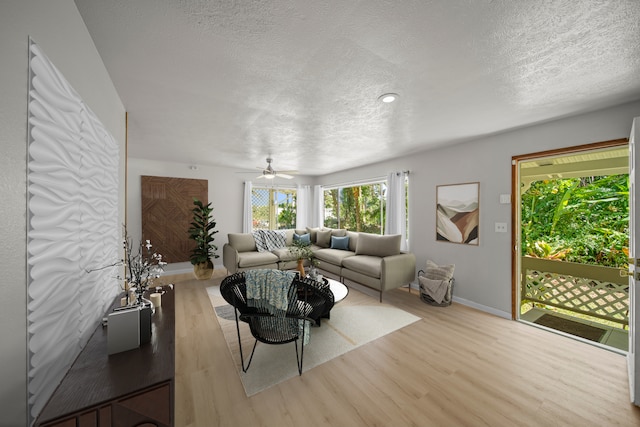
left=223, top=228, right=416, bottom=301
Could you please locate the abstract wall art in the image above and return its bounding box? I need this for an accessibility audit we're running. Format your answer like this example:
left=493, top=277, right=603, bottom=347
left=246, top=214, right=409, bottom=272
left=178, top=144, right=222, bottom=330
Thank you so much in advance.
left=436, top=182, right=479, bottom=245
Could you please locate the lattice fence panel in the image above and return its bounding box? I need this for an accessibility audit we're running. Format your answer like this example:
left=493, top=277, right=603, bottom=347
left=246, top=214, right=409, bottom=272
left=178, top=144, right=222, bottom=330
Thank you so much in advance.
left=523, top=270, right=629, bottom=325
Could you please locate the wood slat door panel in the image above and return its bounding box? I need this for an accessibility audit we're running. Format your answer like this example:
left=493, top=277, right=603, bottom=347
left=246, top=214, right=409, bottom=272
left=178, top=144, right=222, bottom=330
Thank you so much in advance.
left=141, top=176, right=208, bottom=263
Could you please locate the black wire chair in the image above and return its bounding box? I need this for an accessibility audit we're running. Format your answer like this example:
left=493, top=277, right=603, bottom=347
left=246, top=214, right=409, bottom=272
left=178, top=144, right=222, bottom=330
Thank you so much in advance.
left=220, top=271, right=323, bottom=375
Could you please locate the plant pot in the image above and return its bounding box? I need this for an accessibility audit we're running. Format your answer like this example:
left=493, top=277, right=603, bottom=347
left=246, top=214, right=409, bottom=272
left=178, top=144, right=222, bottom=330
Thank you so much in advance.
left=296, top=259, right=306, bottom=277
left=193, top=259, right=214, bottom=280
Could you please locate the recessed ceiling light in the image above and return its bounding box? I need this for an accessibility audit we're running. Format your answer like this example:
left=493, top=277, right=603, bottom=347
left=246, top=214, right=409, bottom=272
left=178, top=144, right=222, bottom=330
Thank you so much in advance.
left=378, top=93, right=399, bottom=103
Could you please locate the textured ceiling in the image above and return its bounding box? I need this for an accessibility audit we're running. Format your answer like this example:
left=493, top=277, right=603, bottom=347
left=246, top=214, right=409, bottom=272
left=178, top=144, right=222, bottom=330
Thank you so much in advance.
left=74, top=0, right=640, bottom=176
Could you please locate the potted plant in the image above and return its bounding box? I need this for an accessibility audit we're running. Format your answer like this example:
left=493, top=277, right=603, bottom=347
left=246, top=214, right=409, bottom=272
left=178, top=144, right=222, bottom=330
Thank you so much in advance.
left=188, top=198, right=219, bottom=279
left=290, top=239, right=318, bottom=277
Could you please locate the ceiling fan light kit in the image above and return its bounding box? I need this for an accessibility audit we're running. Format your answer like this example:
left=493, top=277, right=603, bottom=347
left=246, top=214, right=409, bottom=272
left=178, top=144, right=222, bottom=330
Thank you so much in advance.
left=255, top=157, right=296, bottom=180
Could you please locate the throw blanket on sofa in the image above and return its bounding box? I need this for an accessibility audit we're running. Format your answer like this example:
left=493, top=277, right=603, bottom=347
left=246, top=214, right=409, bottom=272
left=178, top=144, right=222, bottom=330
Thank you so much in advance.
left=252, top=229, right=287, bottom=252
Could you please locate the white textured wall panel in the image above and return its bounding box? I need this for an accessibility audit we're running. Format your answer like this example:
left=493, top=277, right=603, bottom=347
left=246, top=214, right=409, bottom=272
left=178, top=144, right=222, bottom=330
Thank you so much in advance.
left=26, top=41, right=120, bottom=421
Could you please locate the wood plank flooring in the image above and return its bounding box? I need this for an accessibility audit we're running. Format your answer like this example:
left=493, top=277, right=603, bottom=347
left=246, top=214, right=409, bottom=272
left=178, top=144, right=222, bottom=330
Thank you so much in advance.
left=174, top=270, right=640, bottom=426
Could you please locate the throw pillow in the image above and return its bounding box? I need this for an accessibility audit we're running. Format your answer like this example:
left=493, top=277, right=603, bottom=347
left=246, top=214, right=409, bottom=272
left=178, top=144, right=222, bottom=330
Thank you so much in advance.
left=355, top=233, right=401, bottom=257
left=316, top=230, right=332, bottom=248
left=330, top=235, right=350, bottom=250
left=293, top=232, right=311, bottom=244
left=346, top=231, right=359, bottom=251
left=331, top=229, right=347, bottom=237
left=305, top=227, right=320, bottom=243
left=424, top=259, right=455, bottom=281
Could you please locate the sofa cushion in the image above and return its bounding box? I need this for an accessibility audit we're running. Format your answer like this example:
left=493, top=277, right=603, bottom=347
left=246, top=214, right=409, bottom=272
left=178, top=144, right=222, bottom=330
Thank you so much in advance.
left=330, top=235, right=350, bottom=250
left=355, top=233, right=401, bottom=257
left=341, top=255, right=382, bottom=279
left=294, top=232, right=311, bottom=244
left=313, top=248, right=355, bottom=265
left=228, top=233, right=256, bottom=252
left=316, top=230, right=332, bottom=248
left=424, top=260, right=455, bottom=280
left=346, top=231, right=358, bottom=252
left=271, top=247, right=296, bottom=262
left=285, top=229, right=296, bottom=245
left=237, top=251, right=279, bottom=268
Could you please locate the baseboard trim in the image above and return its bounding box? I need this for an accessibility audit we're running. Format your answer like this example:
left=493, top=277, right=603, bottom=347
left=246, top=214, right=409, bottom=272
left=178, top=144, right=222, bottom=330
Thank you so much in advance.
left=451, top=296, right=511, bottom=319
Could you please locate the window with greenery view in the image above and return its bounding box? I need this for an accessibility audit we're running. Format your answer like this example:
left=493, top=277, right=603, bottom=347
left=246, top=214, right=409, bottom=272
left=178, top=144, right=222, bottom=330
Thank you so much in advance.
left=324, top=182, right=386, bottom=233
left=521, top=174, right=628, bottom=267
left=252, top=187, right=296, bottom=230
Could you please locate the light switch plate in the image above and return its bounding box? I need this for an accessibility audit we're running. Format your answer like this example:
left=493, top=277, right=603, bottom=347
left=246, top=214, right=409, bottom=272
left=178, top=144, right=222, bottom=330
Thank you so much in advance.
left=495, top=222, right=507, bottom=233
left=499, top=194, right=511, bottom=204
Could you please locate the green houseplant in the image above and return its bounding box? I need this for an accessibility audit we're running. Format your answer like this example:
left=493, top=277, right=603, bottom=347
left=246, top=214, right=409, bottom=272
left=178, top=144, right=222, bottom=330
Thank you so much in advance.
left=188, top=198, right=219, bottom=279
left=290, top=239, right=319, bottom=277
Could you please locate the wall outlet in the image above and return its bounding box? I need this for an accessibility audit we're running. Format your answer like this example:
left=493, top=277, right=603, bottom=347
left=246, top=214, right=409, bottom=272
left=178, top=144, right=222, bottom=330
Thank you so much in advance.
left=499, top=194, right=511, bottom=204
left=495, top=222, right=507, bottom=233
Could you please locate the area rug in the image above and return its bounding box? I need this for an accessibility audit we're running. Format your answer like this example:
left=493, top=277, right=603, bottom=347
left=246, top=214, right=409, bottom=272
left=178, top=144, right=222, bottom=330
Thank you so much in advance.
left=206, top=285, right=420, bottom=396
left=533, top=313, right=607, bottom=342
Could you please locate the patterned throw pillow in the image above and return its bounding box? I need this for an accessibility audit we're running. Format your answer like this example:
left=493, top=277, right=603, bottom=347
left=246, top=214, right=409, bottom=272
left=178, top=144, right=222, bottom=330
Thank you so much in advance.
left=424, top=259, right=455, bottom=281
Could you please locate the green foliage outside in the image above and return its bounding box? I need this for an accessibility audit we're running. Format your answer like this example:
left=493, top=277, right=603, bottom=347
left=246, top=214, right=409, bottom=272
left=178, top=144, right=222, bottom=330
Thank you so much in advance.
left=324, top=184, right=385, bottom=233
left=252, top=188, right=296, bottom=230
left=521, top=174, right=629, bottom=267
left=277, top=195, right=296, bottom=229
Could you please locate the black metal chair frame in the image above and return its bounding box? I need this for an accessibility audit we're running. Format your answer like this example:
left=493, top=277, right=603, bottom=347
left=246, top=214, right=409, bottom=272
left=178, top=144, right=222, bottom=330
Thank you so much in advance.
left=220, top=271, right=326, bottom=375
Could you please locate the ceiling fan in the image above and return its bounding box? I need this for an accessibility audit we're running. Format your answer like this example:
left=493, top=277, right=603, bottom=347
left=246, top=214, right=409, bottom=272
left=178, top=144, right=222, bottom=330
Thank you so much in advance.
left=256, top=157, right=297, bottom=180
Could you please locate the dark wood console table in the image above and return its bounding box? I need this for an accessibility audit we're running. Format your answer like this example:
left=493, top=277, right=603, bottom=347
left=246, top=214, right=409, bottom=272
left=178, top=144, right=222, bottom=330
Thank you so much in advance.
left=35, top=287, right=175, bottom=427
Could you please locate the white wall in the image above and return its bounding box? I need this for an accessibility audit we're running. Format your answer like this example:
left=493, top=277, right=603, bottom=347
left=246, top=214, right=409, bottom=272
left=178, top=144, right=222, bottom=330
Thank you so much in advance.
left=126, top=158, right=315, bottom=273
left=318, top=100, right=640, bottom=317
left=0, top=1, right=125, bottom=425
left=127, top=102, right=640, bottom=317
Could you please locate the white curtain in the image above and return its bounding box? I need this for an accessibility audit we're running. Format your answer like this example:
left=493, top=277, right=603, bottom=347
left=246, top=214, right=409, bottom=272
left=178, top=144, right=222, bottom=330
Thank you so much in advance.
left=242, top=181, right=253, bottom=233
left=312, top=185, right=324, bottom=228
left=385, top=172, right=408, bottom=251
left=296, top=184, right=312, bottom=228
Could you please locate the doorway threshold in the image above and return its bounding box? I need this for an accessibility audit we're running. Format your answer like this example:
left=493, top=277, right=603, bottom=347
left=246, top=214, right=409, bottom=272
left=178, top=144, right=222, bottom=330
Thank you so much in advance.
left=520, top=307, right=628, bottom=353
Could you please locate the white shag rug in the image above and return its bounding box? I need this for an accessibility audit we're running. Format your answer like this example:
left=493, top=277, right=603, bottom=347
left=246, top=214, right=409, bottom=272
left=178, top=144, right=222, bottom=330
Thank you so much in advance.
left=206, top=284, right=420, bottom=396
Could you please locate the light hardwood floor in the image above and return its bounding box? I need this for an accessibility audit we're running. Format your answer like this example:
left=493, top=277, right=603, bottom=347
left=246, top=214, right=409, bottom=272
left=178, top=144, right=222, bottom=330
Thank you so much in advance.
left=174, top=270, right=640, bottom=426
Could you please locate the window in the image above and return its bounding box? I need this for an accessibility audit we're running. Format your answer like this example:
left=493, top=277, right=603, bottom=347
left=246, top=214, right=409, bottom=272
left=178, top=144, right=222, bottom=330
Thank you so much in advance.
left=324, top=182, right=386, bottom=233
left=252, top=187, right=297, bottom=230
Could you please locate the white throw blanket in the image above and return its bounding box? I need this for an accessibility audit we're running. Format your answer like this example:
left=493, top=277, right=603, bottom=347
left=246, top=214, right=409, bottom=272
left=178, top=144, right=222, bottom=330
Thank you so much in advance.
left=419, top=276, right=449, bottom=304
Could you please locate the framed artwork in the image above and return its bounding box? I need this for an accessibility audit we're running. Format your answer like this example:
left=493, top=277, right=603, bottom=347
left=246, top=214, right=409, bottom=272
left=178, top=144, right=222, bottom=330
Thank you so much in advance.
left=436, top=182, right=479, bottom=245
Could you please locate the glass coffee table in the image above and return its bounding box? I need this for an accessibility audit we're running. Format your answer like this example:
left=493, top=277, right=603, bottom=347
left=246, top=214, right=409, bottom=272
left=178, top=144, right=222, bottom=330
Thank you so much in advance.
left=325, top=278, right=348, bottom=303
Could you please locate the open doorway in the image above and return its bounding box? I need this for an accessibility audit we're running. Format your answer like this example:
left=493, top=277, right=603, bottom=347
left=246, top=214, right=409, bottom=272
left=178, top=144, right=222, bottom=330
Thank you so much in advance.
left=513, top=140, right=630, bottom=352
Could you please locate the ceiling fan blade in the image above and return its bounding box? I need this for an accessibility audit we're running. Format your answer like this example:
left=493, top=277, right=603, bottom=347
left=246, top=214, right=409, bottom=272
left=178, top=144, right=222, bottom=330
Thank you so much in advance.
left=276, top=173, right=294, bottom=179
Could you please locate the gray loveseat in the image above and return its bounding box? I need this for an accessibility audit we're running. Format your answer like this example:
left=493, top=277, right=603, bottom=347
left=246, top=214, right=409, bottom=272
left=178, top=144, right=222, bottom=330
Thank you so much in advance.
left=223, top=228, right=416, bottom=301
